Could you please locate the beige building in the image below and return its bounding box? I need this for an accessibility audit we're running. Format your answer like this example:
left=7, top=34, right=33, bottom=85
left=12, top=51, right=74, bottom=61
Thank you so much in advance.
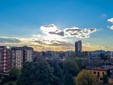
left=12, top=48, right=23, bottom=69
left=11, top=46, right=33, bottom=69
left=88, top=68, right=107, bottom=83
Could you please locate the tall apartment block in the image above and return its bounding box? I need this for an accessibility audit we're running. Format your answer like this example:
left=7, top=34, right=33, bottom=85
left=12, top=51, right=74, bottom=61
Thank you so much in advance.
left=75, top=40, right=82, bottom=53
left=11, top=46, right=33, bottom=69
left=0, top=46, right=11, bottom=73
left=22, top=46, right=33, bottom=63
left=11, top=47, right=23, bottom=69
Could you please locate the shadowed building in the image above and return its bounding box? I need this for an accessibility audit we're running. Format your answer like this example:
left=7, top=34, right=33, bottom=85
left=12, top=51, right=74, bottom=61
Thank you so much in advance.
left=75, top=40, right=82, bottom=53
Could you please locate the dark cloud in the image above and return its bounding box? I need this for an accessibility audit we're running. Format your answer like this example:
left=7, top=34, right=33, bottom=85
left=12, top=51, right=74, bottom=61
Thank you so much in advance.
left=33, top=39, right=72, bottom=47
left=49, top=30, right=64, bottom=36
left=0, top=37, right=21, bottom=43
left=64, top=28, right=96, bottom=38
left=50, top=40, right=73, bottom=46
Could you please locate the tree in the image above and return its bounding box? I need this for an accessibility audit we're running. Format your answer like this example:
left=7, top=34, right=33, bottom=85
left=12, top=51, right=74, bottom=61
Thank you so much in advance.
left=100, top=53, right=110, bottom=61
left=17, top=60, right=54, bottom=85
left=103, top=75, right=108, bottom=84
left=64, top=60, right=79, bottom=77
left=17, top=59, right=78, bottom=85
left=76, top=70, right=99, bottom=85
left=65, top=74, right=75, bottom=85
left=49, top=60, right=65, bottom=85
left=9, top=68, right=20, bottom=81
left=8, top=82, right=13, bottom=85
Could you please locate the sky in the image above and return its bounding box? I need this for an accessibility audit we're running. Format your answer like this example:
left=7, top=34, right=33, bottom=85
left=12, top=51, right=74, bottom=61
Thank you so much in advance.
left=0, top=0, right=113, bottom=51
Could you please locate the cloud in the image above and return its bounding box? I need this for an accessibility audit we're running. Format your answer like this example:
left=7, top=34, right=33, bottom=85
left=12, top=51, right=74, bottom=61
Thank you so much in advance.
left=0, top=36, right=23, bottom=47
left=83, top=43, right=109, bottom=51
left=40, top=24, right=59, bottom=34
left=108, top=18, right=113, bottom=23
left=48, top=40, right=73, bottom=46
left=40, top=24, right=97, bottom=38
left=100, top=13, right=107, bottom=19
left=49, top=30, right=64, bottom=36
left=0, top=36, right=21, bottom=43
left=102, top=14, right=107, bottom=17
left=33, top=39, right=72, bottom=46
left=107, top=18, right=113, bottom=30
left=108, top=25, right=113, bottom=30
left=0, top=24, right=97, bottom=51
left=64, top=27, right=96, bottom=38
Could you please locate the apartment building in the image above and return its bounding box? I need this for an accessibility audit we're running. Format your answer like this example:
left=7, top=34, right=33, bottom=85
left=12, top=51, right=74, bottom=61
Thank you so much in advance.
left=87, top=68, right=109, bottom=83
left=11, top=47, right=23, bottom=69
left=11, top=46, right=33, bottom=69
left=0, top=46, right=11, bottom=73
left=22, top=46, right=33, bottom=63
left=75, top=40, right=82, bottom=53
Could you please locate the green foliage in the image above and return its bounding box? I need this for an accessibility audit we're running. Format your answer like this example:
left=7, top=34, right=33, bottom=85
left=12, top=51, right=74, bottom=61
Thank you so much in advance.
left=1, top=69, right=20, bottom=84
left=49, top=60, right=65, bottom=85
left=75, top=52, right=84, bottom=58
left=49, top=60, right=76, bottom=85
left=2, top=81, right=17, bottom=85
left=17, top=60, right=54, bottom=85
left=64, top=60, right=79, bottom=77
left=103, top=75, right=108, bottom=84
left=8, top=82, right=13, bottom=85
left=17, top=59, right=77, bottom=85
left=65, top=74, right=75, bottom=85
left=9, top=69, right=20, bottom=81
left=100, top=53, right=110, bottom=61
left=66, top=54, right=88, bottom=69
left=76, top=70, right=99, bottom=85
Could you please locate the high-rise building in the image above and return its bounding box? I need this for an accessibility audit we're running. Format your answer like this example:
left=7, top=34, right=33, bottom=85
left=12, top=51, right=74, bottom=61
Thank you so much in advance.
left=75, top=40, right=82, bottom=53
left=21, top=46, right=33, bottom=63
left=11, top=47, right=23, bottom=69
left=0, top=46, right=11, bottom=73
left=0, top=46, right=34, bottom=73
left=11, top=46, right=33, bottom=69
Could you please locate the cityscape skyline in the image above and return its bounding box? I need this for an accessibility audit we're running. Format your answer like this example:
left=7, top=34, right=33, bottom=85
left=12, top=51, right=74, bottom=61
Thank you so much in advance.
left=0, top=0, right=113, bottom=51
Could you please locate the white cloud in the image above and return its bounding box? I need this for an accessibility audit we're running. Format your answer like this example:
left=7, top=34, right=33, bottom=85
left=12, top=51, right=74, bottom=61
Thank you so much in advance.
left=40, top=24, right=59, bottom=34
left=107, top=18, right=113, bottom=30
left=109, top=25, right=113, bottom=30
left=0, top=24, right=97, bottom=51
left=108, top=18, right=113, bottom=23
left=40, top=24, right=96, bottom=39
left=0, top=36, right=21, bottom=43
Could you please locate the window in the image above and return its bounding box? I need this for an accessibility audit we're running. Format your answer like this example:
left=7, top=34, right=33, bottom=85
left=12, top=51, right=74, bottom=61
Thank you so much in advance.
left=102, top=72, right=104, bottom=76
left=4, top=60, right=6, bottom=62
left=4, top=56, right=6, bottom=59
left=100, top=78, right=103, bottom=80
left=4, top=63, right=6, bottom=66
left=94, top=71, right=96, bottom=74
left=97, top=72, right=100, bottom=77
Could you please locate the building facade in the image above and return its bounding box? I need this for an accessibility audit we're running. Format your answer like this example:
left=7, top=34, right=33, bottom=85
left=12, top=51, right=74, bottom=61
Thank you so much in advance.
left=11, top=46, right=33, bottom=69
left=22, top=46, right=33, bottom=63
left=0, top=46, right=11, bottom=73
left=88, top=68, right=107, bottom=83
left=75, top=40, right=82, bottom=53
left=11, top=47, right=23, bottom=69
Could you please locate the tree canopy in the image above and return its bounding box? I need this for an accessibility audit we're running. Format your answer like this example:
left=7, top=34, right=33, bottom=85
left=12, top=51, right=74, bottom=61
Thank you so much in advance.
left=17, top=60, right=54, bottom=85
left=76, top=70, right=99, bottom=85
left=17, top=59, right=78, bottom=85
